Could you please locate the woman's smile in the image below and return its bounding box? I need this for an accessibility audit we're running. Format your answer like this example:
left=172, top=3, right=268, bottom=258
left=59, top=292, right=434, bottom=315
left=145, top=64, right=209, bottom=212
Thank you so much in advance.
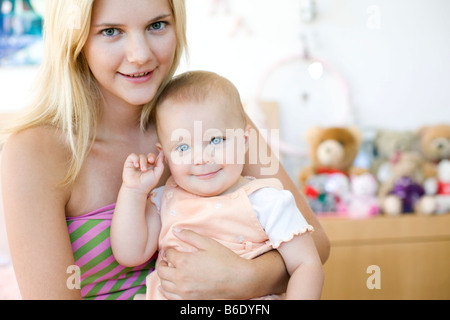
left=119, top=70, right=154, bottom=84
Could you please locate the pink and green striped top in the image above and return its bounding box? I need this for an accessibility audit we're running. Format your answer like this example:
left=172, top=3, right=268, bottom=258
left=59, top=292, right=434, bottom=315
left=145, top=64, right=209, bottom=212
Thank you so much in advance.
left=66, top=203, right=156, bottom=300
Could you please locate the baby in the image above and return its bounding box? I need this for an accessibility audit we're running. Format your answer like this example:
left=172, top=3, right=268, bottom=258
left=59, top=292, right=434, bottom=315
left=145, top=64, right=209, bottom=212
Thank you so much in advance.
left=111, top=71, right=323, bottom=300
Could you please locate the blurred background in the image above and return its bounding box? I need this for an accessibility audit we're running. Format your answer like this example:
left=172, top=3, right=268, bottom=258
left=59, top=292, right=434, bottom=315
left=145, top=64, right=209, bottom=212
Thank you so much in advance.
left=1, top=0, right=449, bottom=299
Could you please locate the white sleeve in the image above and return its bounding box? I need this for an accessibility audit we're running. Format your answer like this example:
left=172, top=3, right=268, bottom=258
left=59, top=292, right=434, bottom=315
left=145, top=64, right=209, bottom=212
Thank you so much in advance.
left=249, top=188, right=314, bottom=249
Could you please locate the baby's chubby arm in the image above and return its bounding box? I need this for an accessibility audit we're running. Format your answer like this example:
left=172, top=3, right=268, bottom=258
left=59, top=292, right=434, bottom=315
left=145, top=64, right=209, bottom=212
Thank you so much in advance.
left=277, top=233, right=324, bottom=300
left=111, top=152, right=165, bottom=267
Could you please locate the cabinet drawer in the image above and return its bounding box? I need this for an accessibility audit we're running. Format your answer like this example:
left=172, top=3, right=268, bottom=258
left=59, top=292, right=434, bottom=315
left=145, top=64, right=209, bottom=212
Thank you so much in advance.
left=320, top=215, right=450, bottom=299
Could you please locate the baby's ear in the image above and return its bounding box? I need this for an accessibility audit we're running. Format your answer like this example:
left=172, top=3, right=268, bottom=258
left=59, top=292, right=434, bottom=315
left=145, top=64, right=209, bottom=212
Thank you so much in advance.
left=155, top=142, right=167, bottom=164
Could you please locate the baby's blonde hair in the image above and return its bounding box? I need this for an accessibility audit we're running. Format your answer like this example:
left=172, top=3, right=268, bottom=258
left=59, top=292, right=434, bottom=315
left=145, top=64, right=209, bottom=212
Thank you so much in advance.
left=153, top=71, right=246, bottom=134
left=0, top=0, right=187, bottom=185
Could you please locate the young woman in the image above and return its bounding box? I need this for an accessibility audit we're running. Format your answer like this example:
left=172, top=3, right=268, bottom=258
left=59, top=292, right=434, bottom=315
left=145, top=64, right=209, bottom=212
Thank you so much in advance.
left=1, top=0, right=329, bottom=300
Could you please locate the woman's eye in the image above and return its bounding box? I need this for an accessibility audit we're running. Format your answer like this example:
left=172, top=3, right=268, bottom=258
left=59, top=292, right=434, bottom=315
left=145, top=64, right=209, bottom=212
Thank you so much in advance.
left=149, top=21, right=167, bottom=31
left=101, top=28, right=119, bottom=37
left=176, top=144, right=190, bottom=152
left=210, top=137, right=224, bottom=145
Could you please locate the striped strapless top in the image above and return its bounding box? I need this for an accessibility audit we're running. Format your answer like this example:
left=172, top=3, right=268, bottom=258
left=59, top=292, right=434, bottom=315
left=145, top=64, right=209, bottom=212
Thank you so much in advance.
left=66, top=203, right=156, bottom=300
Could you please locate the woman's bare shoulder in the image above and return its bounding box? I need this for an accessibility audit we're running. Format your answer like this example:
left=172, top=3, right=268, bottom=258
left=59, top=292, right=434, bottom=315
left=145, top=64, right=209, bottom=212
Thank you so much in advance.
left=2, top=126, right=71, bottom=181
left=3, top=126, right=69, bottom=156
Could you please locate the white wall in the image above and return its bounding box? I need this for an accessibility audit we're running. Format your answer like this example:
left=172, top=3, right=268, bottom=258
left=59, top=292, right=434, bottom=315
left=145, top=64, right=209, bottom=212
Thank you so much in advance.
left=180, top=0, right=450, bottom=131
left=177, top=0, right=450, bottom=179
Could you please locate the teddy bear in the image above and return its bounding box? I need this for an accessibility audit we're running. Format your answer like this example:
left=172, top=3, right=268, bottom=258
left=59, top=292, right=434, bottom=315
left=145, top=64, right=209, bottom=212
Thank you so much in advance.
left=417, top=124, right=450, bottom=179
left=377, top=151, right=426, bottom=215
left=299, top=126, right=364, bottom=186
left=371, top=129, right=419, bottom=183
left=299, top=126, right=366, bottom=215
left=416, top=159, right=450, bottom=214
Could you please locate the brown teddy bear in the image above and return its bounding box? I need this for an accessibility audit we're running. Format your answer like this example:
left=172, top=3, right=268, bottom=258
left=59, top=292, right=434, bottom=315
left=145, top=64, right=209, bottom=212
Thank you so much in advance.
left=298, top=126, right=365, bottom=189
left=417, top=124, right=450, bottom=179
left=298, top=126, right=368, bottom=214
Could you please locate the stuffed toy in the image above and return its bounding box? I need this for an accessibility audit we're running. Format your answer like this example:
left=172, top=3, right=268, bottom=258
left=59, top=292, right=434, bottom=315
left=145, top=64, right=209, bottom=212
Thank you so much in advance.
left=339, top=172, right=380, bottom=219
left=299, top=126, right=364, bottom=187
left=304, top=173, right=350, bottom=215
left=378, top=151, right=425, bottom=215
left=417, top=159, right=450, bottom=214
left=417, top=124, right=450, bottom=179
left=299, top=126, right=365, bottom=215
left=371, top=129, right=419, bottom=183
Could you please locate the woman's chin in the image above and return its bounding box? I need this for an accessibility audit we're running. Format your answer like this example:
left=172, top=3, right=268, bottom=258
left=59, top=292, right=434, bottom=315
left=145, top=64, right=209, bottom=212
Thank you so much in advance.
left=125, top=95, right=155, bottom=107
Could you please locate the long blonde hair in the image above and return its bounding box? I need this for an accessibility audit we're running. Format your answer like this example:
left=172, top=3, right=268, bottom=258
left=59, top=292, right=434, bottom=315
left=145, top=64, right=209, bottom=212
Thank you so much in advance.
left=0, top=0, right=187, bottom=185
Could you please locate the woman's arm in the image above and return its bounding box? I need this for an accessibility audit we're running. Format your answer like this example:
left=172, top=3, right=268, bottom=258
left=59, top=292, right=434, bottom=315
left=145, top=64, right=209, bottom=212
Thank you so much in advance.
left=157, top=230, right=289, bottom=300
left=1, top=128, right=81, bottom=300
left=243, top=117, right=330, bottom=264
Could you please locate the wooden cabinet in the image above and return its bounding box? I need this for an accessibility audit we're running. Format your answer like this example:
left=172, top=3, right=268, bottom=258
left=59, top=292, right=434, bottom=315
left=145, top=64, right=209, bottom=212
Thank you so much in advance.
left=319, top=214, right=450, bottom=300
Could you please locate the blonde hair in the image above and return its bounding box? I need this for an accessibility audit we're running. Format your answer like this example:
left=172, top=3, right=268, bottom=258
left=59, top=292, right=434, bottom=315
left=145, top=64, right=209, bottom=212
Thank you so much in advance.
left=0, top=0, right=187, bottom=185
left=153, top=71, right=246, bottom=134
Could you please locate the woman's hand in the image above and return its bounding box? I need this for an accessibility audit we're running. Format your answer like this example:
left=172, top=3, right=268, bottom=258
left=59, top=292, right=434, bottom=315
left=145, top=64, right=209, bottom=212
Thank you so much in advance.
left=157, top=229, right=247, bottom=300
left=156, top=229, right=288, bottom=300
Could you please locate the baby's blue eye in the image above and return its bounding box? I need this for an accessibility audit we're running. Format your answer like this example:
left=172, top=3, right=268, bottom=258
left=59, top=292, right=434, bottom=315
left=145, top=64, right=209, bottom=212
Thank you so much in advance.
left=176, top=144, right=190, bottom=152
left=210, top=137, right=224, bottom=145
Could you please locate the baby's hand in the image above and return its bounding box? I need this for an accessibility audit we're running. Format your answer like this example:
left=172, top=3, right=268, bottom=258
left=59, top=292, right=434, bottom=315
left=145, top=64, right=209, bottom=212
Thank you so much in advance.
left=122, top=152, right=165, bottom=194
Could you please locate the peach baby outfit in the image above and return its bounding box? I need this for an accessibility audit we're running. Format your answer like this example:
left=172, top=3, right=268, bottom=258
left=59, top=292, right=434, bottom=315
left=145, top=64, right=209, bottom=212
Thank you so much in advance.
left=146, top=176, right=313, bottom=300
